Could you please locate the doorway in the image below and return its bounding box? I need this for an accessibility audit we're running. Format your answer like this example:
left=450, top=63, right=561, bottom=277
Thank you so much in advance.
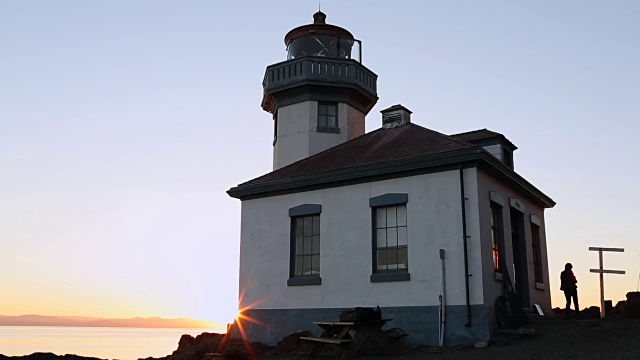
left=510, top=208, right=530, bottom=308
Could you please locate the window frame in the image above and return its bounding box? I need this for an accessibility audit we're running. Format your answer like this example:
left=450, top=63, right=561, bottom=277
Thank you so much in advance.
left=490, top=202, right=504, bottom=273
left=287, top=204, right=322, bottom=286
left=316, top=102, right=340, bottom=133
left=489, top=192, right=505, bottom=280
left=369, top=193, right=410, bottom=283
left=530, top=215, right=544, bottom=285
left=502, top=146, right=514, bottom=168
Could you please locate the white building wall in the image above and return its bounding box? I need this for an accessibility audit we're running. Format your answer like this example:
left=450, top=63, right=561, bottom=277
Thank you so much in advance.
left=238, top=169, right=485, bottom=312
left=475, top=169, right=552, bottom=312
left=273, top=102, right=313, bottom=170
left=273, top=102, right=365, bottom=170
left=462, top=167, right=484, bottom=308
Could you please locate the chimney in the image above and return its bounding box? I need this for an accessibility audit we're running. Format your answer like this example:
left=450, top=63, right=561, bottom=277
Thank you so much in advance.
left=381, top=104, right=412, bottom=129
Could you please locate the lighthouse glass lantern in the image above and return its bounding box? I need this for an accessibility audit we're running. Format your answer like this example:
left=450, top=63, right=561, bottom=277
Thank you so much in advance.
left=285, top=11, right=361, bottom=62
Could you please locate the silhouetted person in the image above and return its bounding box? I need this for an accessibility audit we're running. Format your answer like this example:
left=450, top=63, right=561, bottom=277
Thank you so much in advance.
left=560, top=263, right=579, bottom=318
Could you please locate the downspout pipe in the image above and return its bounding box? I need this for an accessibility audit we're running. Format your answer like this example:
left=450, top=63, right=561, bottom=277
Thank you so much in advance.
left=460, top=163, right=472, bottom=327
left=438, top=249, right=446, bottom=346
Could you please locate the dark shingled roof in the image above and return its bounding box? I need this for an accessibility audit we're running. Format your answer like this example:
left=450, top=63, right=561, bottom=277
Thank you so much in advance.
left=450, top=128, right=501, bottom=142
left=228, top=122, right=555, bottom=207
left=238, top=123, right=478, bottom=186
left=450, top=128, right=517, bottom=150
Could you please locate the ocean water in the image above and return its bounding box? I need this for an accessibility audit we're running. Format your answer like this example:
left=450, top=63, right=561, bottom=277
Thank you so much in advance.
left=0, top=326, right=221, bottom=360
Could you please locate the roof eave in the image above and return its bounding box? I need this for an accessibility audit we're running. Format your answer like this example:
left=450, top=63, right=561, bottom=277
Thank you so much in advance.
left=228, top=148, right=555, bottom=209
left=228, top=148, right=482, bottom=199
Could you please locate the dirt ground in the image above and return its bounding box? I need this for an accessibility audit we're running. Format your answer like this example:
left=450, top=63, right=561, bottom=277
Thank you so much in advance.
left=355, top=318, right=640, bottom=360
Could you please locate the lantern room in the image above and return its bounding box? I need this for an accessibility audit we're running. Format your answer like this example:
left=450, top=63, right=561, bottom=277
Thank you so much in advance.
left=284, top=11, right=361, bottom=62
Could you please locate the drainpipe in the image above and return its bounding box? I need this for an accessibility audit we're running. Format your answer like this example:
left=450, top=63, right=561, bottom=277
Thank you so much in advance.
left=459, top=164, right=472, bottom=327
left=438, top=249, right=446, bottom=346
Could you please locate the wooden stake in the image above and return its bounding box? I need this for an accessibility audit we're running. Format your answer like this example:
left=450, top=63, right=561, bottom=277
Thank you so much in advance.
left=589, top=247, right=625, bottom=319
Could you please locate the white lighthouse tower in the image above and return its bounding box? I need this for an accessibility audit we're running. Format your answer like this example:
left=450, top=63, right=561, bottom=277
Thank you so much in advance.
left=262, top=11, right=378, bottom=169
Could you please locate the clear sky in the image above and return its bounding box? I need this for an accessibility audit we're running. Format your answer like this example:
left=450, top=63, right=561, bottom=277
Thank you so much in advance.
left=1, top=1, right=638, bottom=326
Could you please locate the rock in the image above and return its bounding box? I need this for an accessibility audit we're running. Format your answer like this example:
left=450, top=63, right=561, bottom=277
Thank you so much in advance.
left=613, top=300, right=626, bottom=315
left=220, top=348, right=247, bottom=360
left=178, top=335, right=196, bottom=348
left=605, top=300, right=613, bottom=313
left=624, top=291, right=640, bottom=318
left=275, top=331, right=314, bottom=354
left=518, top=328, right=536, bottom=335
left=140, top=332, right=273, bottom=360
left=582, top=306, right=600, bottom=318
left=627, top=291, right=640, bottom=301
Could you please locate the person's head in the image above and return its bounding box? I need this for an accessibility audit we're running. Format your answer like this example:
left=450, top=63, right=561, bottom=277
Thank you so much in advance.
left=565, top=263, right=573, bottom=270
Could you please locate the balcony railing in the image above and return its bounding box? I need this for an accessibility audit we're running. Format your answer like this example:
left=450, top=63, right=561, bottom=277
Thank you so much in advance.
left=263, top=57, right=377, bottom=96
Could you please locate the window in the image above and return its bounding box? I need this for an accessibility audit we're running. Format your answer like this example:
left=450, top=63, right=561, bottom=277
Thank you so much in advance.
left=369, top=193, right=409, bottom=282
left=531, top=223, right=543, bottom=284
left=490, top=203, right=503, bottom=272
left=288, top=204, right=321, bottom=286
left=374, top=205, right=408, bottom=271
left=292, top=215, right=320, bottom=276
left=502, top=146, right=514, bottom=169
left=317, top=102, right=339, bottom=133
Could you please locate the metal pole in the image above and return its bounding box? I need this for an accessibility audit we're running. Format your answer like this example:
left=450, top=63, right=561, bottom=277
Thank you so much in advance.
left=599, top=250, right=604, bottom=319
left=439, top=249, right=446, bottom=347
left=459, top=165, right=471, bottom=327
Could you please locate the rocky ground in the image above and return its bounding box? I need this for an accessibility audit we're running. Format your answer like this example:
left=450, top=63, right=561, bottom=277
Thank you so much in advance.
left=368, top=318, right=640, bottom=360
left=4, top=292, right=640, bottom=360
left=2, top=317, right=640, bottom=360
left=135, top=292, right=640, bottom=360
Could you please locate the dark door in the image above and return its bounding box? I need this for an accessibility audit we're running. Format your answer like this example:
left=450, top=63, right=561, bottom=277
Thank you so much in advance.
left=510, top=208, right=530, bottom=308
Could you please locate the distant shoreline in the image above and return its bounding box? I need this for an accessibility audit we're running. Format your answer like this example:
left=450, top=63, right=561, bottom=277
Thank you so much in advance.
left=0, top=315, right=223, bottom=330
left=0, top=324, right=219, bottom=329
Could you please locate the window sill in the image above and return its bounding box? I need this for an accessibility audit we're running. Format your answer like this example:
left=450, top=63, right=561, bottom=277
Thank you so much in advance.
left=494, top=272, right=504, bottom=281
left=535, top=282, right=546, bottom=290
left=370, top=272, right=410, bottom=283
left=287, top=276, right=321, bottom=286
left=316, top=126, right=340, bottom=134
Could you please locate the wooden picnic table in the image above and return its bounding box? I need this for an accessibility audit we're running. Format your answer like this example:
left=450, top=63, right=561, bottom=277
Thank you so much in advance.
left=301, top=319, right=395, bottom=359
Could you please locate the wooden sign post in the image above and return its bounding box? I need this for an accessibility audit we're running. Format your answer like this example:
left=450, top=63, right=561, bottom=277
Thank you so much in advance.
left=589, top=247, right=625, bottom=319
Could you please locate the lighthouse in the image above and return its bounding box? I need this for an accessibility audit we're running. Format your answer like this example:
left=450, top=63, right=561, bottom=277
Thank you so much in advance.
left=262, top=11, right=378, bottom=169
left=228, top=10, right=556, bottom=348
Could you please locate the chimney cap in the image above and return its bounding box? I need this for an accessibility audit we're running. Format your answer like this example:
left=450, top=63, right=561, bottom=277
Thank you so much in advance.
left=381, top=104, right=412, bottom=114
left=381, top=104, right=412, bottom=129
